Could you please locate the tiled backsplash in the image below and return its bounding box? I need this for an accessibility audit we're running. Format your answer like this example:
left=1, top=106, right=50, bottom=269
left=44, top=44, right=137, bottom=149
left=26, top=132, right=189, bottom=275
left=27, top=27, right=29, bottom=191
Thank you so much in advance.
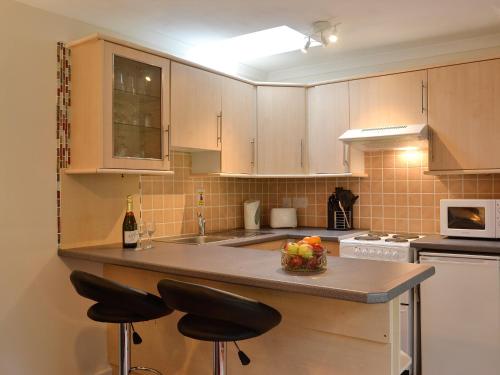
left=141, top=151, right=500, bottom=238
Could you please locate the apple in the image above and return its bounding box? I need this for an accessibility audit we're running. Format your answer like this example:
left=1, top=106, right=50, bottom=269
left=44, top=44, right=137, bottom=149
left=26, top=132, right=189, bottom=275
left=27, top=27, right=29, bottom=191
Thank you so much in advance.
left=288, top=255, right=303, bottom=268
left=286, top=242, right=299, bottom=255
left=312, top=243, right=324, bottom=254
left=298, top=243, right=313, bottom=259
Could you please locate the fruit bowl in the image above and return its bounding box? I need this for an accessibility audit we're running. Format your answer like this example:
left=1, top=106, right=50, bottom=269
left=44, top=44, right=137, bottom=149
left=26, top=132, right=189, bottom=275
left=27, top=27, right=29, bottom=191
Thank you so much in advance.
left=281, top=236, right=327, bottom=274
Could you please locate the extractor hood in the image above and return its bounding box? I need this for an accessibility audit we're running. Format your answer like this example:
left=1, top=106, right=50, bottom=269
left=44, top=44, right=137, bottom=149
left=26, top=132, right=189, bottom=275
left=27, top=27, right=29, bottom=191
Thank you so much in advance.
left=338, top=124, right=428, bottom=151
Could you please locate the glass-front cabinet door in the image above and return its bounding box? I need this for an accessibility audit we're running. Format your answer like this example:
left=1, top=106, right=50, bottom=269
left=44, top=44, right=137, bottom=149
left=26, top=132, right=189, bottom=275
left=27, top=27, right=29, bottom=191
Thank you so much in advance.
left=103, top=42, right=170, bottom=170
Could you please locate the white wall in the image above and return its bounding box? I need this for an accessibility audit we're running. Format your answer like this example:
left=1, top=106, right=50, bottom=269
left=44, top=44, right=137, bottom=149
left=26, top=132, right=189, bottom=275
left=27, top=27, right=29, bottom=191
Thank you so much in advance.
left=0, top=1, right=127, bottom=373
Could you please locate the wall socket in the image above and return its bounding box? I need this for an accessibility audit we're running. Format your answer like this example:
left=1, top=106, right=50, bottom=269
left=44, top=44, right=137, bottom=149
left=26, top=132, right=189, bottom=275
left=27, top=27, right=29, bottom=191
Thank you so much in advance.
left=293, top=197, right=308, bottom=208
left=281, top=197, right=308, bottom=208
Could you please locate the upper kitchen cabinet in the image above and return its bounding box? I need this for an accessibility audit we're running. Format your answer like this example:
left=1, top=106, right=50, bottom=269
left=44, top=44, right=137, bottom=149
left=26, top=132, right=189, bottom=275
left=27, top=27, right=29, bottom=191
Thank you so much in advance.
left=257, top=86, right=306, bottom=175
left=308, top=82, right=350, bottom=174
left=349, top=70, right=428, bottom=129
left=220, top=77, right=257, bottom=174
left=171, top=62, right=222, bottom=151
left=69, top=39, right=171, bottom=173
left=428, top=59, right=500, bottom=172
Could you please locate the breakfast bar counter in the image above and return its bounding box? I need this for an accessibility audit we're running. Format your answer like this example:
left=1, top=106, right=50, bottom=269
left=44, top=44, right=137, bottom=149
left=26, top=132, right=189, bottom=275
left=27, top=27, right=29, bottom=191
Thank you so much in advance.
left=59, top=236, right=434, bottom=304
left=59, top=235, right=434, bottom=375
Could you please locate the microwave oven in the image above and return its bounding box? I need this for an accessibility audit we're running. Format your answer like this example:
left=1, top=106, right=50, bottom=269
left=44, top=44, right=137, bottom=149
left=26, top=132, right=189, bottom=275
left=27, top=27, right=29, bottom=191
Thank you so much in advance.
left=440, top=199, right=500, bottom=238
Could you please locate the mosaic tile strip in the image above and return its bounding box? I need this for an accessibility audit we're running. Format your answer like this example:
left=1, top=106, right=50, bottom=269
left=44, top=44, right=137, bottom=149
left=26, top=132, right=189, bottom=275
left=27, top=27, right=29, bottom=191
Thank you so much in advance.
left=56, top=42, right=71, bottom=247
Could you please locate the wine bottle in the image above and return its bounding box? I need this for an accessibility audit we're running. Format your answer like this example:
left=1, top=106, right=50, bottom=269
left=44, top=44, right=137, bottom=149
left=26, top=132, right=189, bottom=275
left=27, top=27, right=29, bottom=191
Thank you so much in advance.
left=122, top=195, right=138, bottom=249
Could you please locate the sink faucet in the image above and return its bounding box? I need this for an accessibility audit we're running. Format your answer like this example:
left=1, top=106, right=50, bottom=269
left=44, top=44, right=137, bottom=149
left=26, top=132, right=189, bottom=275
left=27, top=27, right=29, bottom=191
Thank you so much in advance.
left=197, top=212, right=206, bottom=236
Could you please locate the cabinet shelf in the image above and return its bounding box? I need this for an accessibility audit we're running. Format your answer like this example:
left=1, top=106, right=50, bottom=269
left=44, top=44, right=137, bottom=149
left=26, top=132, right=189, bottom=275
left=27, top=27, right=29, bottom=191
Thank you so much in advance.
left=113, top=88, right=160, bottom=100
left=114, top=121, right=161, bottom=130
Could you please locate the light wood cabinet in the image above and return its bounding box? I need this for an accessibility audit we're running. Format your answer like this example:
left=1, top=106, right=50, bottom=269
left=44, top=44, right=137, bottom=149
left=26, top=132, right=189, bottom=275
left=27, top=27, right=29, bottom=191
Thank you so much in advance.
left=220, top=77, right=257, bottom=174
left=349, top=70, right=427, bottom=129
left=428, top=59, right=500, bottom=171
left=69, top=39, right=171, bottom=172
left=307, top=82, right=350, bottom=174
left=171, top=62, right=222, bottom=151
left=257, top=86, right=307, bottom=175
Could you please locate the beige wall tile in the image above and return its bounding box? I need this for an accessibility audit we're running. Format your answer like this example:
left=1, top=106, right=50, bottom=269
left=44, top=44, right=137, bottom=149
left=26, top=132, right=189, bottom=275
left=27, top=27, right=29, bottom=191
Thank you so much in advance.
left=143, top=152, right=500, bottom=237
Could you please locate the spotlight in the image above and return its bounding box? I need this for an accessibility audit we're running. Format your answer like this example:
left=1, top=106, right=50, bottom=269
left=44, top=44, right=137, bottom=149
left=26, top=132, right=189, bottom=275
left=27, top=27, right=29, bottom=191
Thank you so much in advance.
left=329, top=26, right=338, bottom=43
left=301, top=36, right=311, bottom=53
left=320, top=31, right=329, bottom=46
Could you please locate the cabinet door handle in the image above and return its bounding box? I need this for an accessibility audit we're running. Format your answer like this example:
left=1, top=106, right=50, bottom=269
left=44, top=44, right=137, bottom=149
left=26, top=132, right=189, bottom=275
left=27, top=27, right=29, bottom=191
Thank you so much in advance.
left=300, top=139, right=304, bottom=169
left=428, top=127, right=434, bottom=162
left=165, top=125, right=171, bottom=161
left=250, top=138, right=255, bottom=167
left=216, top=111, right=222, bottom=146
left=421, top=80, right=425, bottom=114
left=343, top=143, right=350, bottom=171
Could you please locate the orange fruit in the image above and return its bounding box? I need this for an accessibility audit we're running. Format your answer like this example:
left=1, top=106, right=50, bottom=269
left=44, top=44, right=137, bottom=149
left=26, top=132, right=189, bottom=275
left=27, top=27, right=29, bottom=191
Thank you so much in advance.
left=303, top=236, right=321, bottom=245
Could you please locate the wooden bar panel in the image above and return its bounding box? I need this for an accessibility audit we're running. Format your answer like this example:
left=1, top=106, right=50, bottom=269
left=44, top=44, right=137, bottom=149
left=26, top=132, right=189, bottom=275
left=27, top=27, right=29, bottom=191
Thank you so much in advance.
left=104, top=265, right=400, bottom=375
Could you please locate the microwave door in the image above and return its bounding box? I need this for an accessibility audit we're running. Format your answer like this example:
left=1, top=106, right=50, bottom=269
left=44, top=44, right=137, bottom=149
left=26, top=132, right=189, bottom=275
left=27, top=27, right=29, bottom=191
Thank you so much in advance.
left=447, top=207, right=486, bottom=230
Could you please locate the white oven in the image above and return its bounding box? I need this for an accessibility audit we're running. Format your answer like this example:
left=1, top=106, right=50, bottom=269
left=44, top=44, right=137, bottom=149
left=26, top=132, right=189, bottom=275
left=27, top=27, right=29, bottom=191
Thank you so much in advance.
left=440, top=199, right=500, bottom=239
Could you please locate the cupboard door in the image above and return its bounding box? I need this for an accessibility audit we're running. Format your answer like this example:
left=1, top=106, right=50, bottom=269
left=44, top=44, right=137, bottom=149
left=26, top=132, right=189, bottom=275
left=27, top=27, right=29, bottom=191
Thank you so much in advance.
left=103, top=42, right=170, bottom=170
left=308, top=82, right=350, bottom=174
left=257, top=86, right=306, bottom=174
left=349, top=70, right=427, bottom=129
left=428, top=60, right=500, bottom=171
left=221, top=77, right=256, bottom=174
left=171, top=62, right=222, bottom=151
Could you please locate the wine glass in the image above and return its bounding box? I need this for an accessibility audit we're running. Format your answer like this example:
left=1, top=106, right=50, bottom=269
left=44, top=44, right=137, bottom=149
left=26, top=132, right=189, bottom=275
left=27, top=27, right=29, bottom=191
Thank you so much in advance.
left=137, top=221, right=147, bottom=250
left=146, top=222, right=156, bottom=249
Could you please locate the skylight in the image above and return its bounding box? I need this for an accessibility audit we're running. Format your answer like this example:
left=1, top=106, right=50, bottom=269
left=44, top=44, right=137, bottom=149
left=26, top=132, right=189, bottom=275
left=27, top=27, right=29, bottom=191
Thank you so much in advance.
left=187, top=26, right=320, bottom=73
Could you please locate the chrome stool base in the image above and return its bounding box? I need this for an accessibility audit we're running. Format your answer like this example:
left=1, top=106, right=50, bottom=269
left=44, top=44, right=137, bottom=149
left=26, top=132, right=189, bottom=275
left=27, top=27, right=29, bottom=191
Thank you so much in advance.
left=119, top=323, right=163, bottom=375
left=213, top=341, right=227, bottom=375
left=130, top=367, right=162, bottom=375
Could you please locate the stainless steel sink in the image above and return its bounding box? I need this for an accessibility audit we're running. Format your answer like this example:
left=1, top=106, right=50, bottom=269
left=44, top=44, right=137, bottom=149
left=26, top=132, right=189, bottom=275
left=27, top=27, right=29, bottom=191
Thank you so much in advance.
left=154, top=229, right=275, bottom=245
left=154, top=235, right=232, bottom=245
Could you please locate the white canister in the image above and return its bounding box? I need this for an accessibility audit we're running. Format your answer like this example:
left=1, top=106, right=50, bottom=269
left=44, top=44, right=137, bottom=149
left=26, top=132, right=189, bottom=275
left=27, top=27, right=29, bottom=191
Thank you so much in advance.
left=244, top=200, right=261, bottom=230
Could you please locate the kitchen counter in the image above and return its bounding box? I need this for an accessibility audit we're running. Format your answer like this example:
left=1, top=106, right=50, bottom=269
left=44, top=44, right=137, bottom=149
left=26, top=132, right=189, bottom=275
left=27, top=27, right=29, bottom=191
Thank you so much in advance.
left=412, top=234, right=500, bottom=255
left=59, top=228, right=434, bottom=304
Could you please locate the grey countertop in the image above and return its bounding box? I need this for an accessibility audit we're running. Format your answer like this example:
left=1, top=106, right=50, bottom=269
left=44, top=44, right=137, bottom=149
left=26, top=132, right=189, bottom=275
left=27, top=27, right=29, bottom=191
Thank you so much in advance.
left=59, top=228, right=435, bottom=304
left=412, top=234, right=500, bottom=255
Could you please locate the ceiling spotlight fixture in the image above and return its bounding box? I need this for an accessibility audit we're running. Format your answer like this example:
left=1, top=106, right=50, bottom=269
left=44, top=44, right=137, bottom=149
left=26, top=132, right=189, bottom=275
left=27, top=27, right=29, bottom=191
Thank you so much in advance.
left=301, top=36, right=311, bottom=53
left=302, top=20, right=340, bottom=51
left=320, top=31, right=329, bottom=47
left=328, top=26, right=339, bottom=43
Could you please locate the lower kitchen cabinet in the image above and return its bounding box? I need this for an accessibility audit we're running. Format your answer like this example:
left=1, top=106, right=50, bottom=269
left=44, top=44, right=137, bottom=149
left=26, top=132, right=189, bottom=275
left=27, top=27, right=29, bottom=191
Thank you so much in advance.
left=428, top=59, right=500, bottom=171
left=257, top=86, right=307, bottom=175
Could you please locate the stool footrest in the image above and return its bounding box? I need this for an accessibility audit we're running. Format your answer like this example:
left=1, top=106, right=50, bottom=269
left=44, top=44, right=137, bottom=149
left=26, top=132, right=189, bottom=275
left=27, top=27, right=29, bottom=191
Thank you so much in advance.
left=130, top=366, right=163, bottom=375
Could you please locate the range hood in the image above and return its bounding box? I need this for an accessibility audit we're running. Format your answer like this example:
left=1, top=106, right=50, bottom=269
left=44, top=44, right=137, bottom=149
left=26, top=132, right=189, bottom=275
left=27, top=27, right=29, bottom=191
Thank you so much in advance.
left=339, top=124, right=429, bottom=151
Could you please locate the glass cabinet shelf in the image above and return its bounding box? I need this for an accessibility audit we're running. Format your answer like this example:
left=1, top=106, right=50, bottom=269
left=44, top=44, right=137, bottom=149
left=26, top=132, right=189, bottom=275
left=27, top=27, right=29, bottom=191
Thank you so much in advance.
left=112, top=54, right=163, bottom=161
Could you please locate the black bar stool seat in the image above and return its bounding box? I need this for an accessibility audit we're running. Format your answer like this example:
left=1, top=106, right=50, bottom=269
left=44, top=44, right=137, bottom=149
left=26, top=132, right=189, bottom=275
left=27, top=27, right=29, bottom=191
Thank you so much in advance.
left=87, top=302, right=167, bottom=323
left=70, top=271, right=172, bottom=375
left=177, top=314, right=259, bottom=342
left=157, top=278, right=281, bottom=375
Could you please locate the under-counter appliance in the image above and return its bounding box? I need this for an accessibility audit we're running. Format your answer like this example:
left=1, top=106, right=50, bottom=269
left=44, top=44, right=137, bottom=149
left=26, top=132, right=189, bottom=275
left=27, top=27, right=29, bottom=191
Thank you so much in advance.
left=440, top=199, right=500, bottom=238
left=419, top=252, right=500, bottom=375
left=244, top=200, right=261, bottom=230
left=270, top=208, right=297, bottom=228
left=340, top=232, right=424, bottom=374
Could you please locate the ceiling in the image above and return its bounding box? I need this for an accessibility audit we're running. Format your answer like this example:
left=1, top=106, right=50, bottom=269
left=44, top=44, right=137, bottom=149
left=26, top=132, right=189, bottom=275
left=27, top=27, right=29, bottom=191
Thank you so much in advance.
left=17, top=0, right=500, bottom=81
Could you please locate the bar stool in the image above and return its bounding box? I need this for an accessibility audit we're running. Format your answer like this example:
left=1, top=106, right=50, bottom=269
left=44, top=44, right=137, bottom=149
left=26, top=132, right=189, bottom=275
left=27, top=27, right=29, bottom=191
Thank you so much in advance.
left=70, top=271, right=172, bottom=375
left=157, top=278, right=281, bottom=375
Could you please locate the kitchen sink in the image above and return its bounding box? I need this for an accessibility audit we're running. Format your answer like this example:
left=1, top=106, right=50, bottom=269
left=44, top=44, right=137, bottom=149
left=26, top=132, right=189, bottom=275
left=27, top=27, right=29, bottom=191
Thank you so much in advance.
left=154, top=229, right=276, bottom=245
left=154, top=235, right=233, bottom=245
